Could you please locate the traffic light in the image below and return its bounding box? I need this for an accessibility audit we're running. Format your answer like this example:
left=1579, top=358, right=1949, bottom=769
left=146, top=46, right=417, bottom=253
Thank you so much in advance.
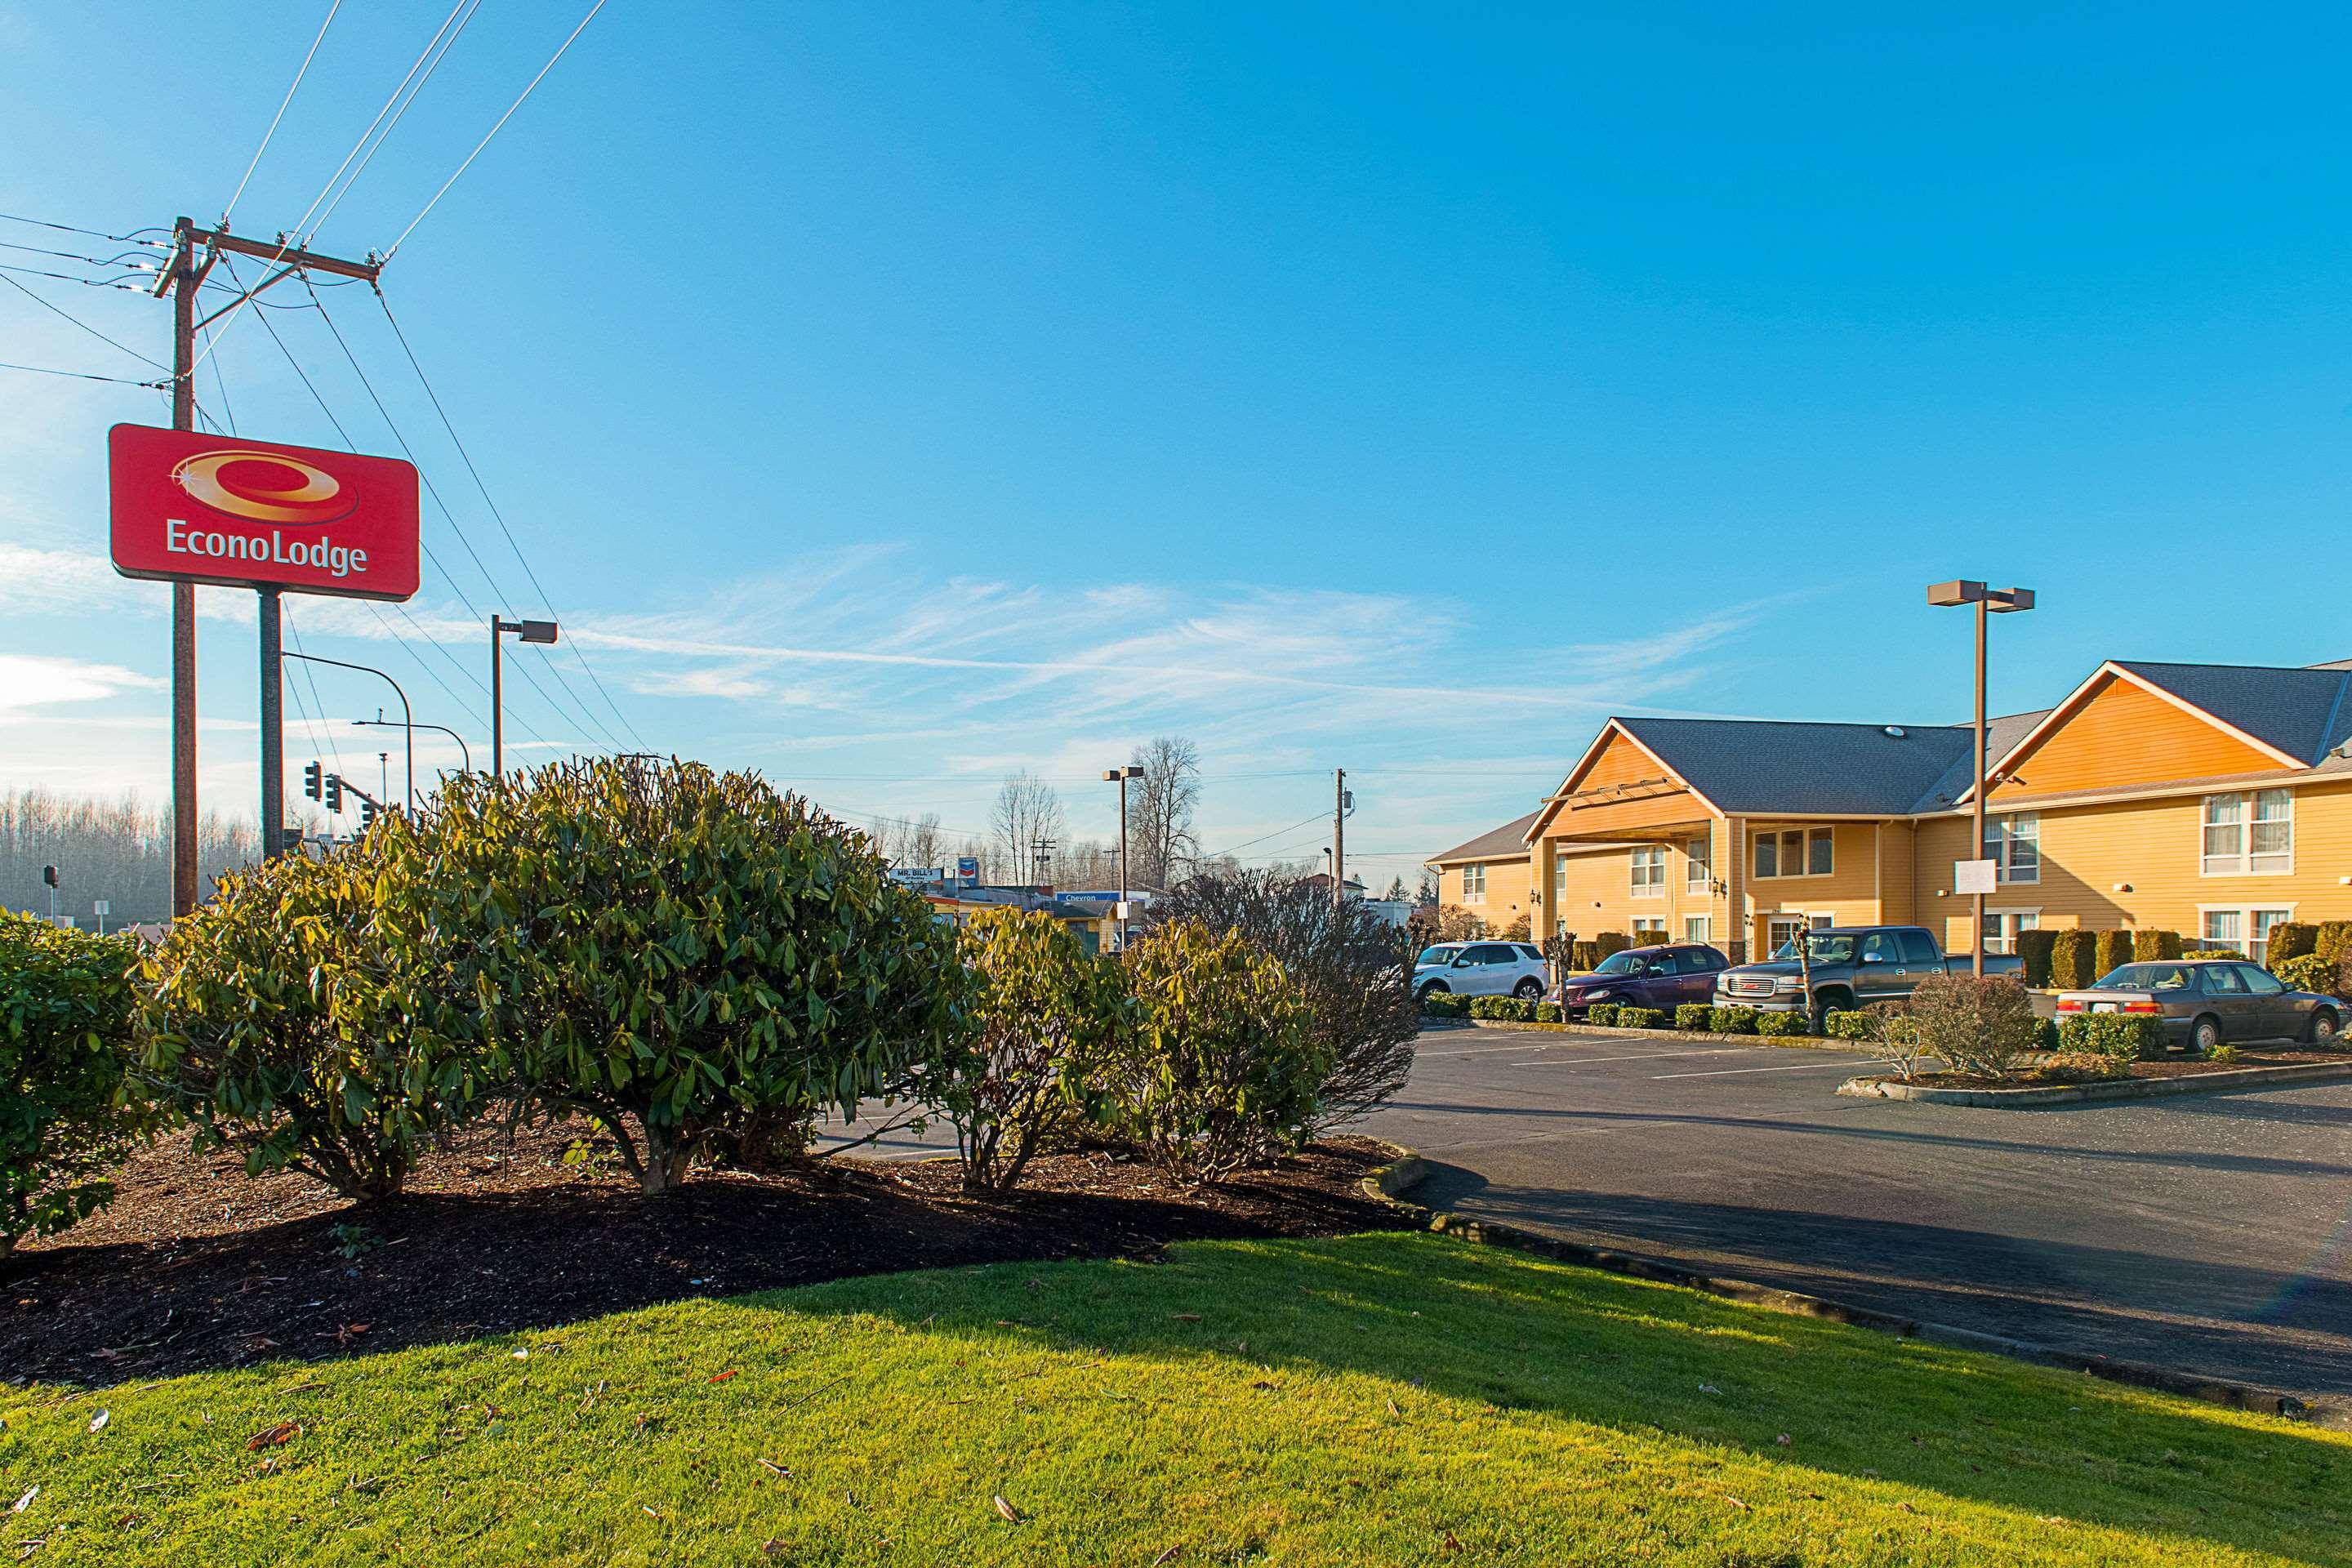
left=360, top=800, right=378, bottom=832
left=324, top=773, right=344, bottom=813
left=303, top=761, right=323, bottom=801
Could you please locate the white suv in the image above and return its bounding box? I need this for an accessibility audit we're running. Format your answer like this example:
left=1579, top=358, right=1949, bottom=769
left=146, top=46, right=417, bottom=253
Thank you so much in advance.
left=1413, top=941, right=1548, bottom=1001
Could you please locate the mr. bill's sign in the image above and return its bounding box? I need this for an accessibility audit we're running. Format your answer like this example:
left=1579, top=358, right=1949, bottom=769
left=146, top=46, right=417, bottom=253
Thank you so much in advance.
left=109, top=424, right=421, bottom=600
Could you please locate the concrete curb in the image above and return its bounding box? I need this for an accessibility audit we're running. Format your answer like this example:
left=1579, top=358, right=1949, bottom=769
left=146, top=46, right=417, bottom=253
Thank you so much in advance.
left=1838, top=1060, right=2352, bottom=1106
left=1356, top=1143, right=2345, bottom=1430
left=1446, top=1018, right=1850, bottom=1050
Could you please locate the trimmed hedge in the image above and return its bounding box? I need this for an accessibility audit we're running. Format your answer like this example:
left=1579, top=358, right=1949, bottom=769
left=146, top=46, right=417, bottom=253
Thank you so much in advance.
left=2016, top=928, right=2058, bottom=989
left=1619, top=1006, right=1668, bottom=1030
left=2034, top=1016, right=2062, bottom=1052
left=2059, top=1013, right=2168, bottom=1062
left=1673, top=1003, right=1713, bottom=1031
left=1708, top=1005, right=1759, bottom=1035
left=2183, top=950, right=2241, bottom=961
left=1469, top=996, right=1535, bottom=1022
left=2048, top=930, right=2096, bottom=991
left=1535, top=1002, right=1566, bottom=1024
left=1823, top=1009, right=1869, bottom=1041
left=2091, top=929, right=2134, bottom=980
left=1594, top=931, right=1631, bottom=960
left=2131, top=929, right=2184, bottom=962
left=2267, top=923, right=2319, bottom=964
left=1570, top=941, right=1599, bottom=971
left=1756, top=1011, right=1811, bottom=1038
left=1421, top=991, right=1471, bottom=1019
left=1587, top=1003, right=1621, bottom=1027
left=2318, top=922, right=2352, bottom=967
left=2271, top=953, right=2342, bottom=996
left=2034, top=1051, right=2133, bottom=1085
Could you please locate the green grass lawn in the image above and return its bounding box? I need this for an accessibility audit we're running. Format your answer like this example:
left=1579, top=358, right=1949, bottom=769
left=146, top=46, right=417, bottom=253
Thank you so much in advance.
left=4, top=1230, right=2344, bottom=1566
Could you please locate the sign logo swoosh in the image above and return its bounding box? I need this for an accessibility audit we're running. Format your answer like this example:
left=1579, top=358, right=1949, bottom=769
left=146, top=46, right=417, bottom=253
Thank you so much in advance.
left=170, top=448, right=354, bottom=526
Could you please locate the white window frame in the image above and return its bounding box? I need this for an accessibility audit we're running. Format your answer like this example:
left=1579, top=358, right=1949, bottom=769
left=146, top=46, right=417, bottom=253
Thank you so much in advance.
left=2199, top=904, right=2295, bottom=964
left=1980, top=907, right=2039, bottom=956
left=1682, top=915, right=1711, bottom=945
left=1985, top=812, right=2039, bottom=884
left=2202, top=790, right=2292, bottom=876
left=1685, top=835, right=1712, bottom=892
left=1553, top=853, right=1567, bottom=906
left=1753, top=826, right=1833, bottom=880
left=1630, top=844, right=1668, bottom=898
left=1631, top=916, right=1668, bottom=939
left=1461, top=863, right=1486, bottom=904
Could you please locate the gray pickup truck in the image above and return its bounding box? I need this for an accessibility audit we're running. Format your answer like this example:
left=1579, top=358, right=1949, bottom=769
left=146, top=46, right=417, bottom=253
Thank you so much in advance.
left=1713, top=924, right=2022, bottom=1018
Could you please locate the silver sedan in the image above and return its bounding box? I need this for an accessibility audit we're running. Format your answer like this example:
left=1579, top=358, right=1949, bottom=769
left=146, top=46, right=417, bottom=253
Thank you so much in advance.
left=2056, top=960, right=2341, bottom=1054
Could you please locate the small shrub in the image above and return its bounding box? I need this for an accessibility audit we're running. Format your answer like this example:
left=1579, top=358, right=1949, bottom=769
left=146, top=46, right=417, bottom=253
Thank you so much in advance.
left=2033, top=1052, right=2132, bottom=1084
left=2016, top=929, right=2058, bottom=988
left=940, top=907, right=1127, bottom=1193
left=1111, top=920, right=1330, bottom=1182
left=1619, top=1006, right=1668, bottom=1030
left=2, top=914, right=152, bottom=1255
left=2034, top=1016, right=2062, bottom=1052
left=1570, top=941, right=1599, bottom=971
left=1593, top=931, right=1631, bottom=960
left=1911, top=973, right=2039, bottom=1078
left=2266, top=923, right=2319, bottom=964
left=1757, top=1010, right=1811, bottom=1038
left=2059, top=1012, right=2169, bottom=1062
left=2131, top=929, right=2184, bottom=962
left=1535, top=1002, right=1565, bottom=1024
left=2092, top=929, right=2134, bottom=978
left=138, top=838, right=481, bottom=1203
left=2272, top=953, right=2342, bottom=996
left=1673, top=1003, right=1713, bottom=1031
left=1823, top=1009, right=1869, bottom=1041
left=1708, top=1006, right=1759, bottom=1035
left=1860, top=1001, right=1927, bottom=1080
left=1469, top=996, right=1535, bottom=1022
left=1586, top=1003, right=1621, bottom=1027
left=2316, top=922, right=2352, bottom=967
left=1421, top=991, right=1470, bottom=1019
left=2047, top=930, right=2096, bottom=990
left=2207, top=1043, right=2242, bottom=1063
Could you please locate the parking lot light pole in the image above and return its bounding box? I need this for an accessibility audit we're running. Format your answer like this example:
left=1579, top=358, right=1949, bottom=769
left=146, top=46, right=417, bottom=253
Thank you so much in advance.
left=1103, top=764, right=1143, bottom=948
left=490, top=617, right=560, bottom=777
left=1927, top=580, right=2037, bottom=977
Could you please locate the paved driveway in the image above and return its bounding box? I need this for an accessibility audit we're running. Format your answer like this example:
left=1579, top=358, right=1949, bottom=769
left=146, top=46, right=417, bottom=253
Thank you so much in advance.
left=1365, top=1027, right=2352, bottom=1396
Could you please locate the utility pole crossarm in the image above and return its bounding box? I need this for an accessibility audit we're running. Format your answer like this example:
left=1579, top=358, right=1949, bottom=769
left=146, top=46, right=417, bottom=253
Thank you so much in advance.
left=179, top=224, right=383, bottom=283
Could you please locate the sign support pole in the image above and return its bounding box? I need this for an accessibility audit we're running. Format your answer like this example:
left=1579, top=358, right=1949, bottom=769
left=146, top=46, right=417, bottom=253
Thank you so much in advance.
left=258, top=586, right=284, bottom=860
left=168, top=219, right=199, bottom=915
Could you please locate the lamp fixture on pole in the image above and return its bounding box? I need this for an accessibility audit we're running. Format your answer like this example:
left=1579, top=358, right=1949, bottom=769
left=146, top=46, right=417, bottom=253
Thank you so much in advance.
left=1927, top=580, right=2036, bottom=977
left=489, top=616, right=559, bottom=777
left=1102, top=764, right=1143, bottom=950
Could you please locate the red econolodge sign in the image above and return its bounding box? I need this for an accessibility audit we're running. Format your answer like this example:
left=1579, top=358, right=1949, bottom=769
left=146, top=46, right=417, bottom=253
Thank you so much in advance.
left=109, top=424, right=421, bottom=601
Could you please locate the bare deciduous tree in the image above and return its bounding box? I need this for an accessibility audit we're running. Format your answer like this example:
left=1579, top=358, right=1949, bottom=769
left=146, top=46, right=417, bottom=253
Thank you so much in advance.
left=1127, top=735, right=1200, bottom=891
left=2, top=789, right=258, bottom=926
left=989, top=772, right=1066, bottom=886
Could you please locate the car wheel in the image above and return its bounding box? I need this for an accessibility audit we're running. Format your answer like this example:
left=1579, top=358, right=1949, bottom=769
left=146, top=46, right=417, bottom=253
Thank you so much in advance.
left=2310, top=1009, right=2341, bottom=1045
left=1419, top=982, right=1449, bottom=999
left=2191, top=1014, right=2224, bottom=1056
left=1513, top=978, right=1542, bottom=1000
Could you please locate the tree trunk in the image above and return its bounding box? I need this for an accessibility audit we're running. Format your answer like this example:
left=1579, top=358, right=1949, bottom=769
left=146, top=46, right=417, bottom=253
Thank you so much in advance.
left=639, top=1134, right=694, bottom=1195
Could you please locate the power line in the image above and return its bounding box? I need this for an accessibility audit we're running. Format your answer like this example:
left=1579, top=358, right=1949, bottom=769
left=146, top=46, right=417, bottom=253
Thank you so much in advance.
left=221, top=0, right=344, bottom=226
left=373, top=285, right=647, bottom=750
left=0, top=360, right=164, bottom=387
left=304, top=0, right=482, bottom=238
left=382, top=0, right=609, bottom=259
left=0, top=271, right=168, bottom=369
left=1200, top=810, right=1330, bottom=860
left=0, top=212, right=162, bottom=244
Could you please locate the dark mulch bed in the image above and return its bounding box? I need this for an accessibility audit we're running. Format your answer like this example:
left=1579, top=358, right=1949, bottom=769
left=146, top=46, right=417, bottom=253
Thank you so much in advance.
left=2, top=1122, right=1409, bottom=1388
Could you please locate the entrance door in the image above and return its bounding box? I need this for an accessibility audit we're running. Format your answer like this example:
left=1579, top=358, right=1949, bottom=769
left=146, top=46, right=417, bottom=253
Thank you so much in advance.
left=1766, top=916, right=1805, bottom=957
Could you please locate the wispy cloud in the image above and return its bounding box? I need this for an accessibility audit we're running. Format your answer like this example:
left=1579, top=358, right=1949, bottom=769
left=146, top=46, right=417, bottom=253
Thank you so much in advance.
left=0, top=653, right=165, bottom=718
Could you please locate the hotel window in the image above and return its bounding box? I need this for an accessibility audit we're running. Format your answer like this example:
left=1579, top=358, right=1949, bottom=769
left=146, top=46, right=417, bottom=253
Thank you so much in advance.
left=1631, top=845, right=1667, bottom=896
left=1984, top=813, right=2039, bottom=884
left=1632, top=917, right=1667, bottom=939
left=2203, top=790, right=2292, bottom=875
left=1554, top=853, right=1568, bottom=906
left=1685, top=835, right=1712, bottom=891
left=1462, top=864, right=1486, bottom=904
left=1683, top=915, right=1712, bottom=945
left=2203, top=907, right=2293, bottom=964
left=1980, top=910, right=2038, bottom=956
left=1753, top=826, right=1833, bottom=879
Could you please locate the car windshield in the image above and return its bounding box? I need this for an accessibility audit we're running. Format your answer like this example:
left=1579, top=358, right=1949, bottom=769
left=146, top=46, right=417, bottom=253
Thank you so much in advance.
left=1771, top=934, right=1857, bottom=964
left=1415, top=946, right=1462, bottom=968
left=1592, top=951, right=1650, bottom=975
left=2094, top=964, right=2194, bottom=991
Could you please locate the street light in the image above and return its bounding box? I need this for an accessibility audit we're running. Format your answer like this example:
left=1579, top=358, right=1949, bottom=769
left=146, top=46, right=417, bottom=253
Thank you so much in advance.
left=1102, top=764, right=1143, bottom=949
left=354, top=710, right=473, bottom=777
left=1927, top=580, right=2037, bottom=977
left=284, top=652, right=416, bottom=815
left=489, top=616, right=559, bottom=777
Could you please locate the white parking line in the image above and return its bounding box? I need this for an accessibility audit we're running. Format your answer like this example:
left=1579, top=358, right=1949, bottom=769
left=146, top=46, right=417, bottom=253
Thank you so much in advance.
left=1417, top=1042, right=1561, bottom=1058
left=1515, top=1047, right=1751, bottom=1066
left=1651, top=1059, right=1869, bottom=1080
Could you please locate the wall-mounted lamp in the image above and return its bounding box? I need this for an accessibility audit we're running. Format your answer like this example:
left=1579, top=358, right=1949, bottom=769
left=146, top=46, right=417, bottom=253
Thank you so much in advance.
left=2111, top=882, right=2132, bottom=893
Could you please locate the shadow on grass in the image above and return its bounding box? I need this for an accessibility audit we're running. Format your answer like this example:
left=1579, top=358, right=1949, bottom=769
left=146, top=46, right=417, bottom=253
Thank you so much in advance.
left=0, top=1147, right=1409, bottom=1387
left=761, top=1228, right=2352, bottom=1566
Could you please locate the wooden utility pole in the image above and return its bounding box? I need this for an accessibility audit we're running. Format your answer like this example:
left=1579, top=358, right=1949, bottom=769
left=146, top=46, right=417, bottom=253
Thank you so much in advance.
left=1332, top=768, right=1347, bottom=909
left=154, top=218, right=381, bottom=902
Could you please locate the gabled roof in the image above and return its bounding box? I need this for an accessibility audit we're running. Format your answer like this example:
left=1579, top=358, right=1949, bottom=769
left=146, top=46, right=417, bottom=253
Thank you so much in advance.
left=1612, top=716, right=1983, bottom=817
left=1430, top=810, right=1543, bottom=865
left=1911, top=709, right=2051, bottom=813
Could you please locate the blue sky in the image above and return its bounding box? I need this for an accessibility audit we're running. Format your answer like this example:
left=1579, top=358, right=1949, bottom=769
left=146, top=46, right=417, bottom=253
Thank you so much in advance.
left=5, top=2, right=2350, bottom=880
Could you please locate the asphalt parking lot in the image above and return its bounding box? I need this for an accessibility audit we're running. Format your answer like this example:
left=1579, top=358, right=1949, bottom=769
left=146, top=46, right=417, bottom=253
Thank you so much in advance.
left=1364, top=1027, right=2352, bottom=1396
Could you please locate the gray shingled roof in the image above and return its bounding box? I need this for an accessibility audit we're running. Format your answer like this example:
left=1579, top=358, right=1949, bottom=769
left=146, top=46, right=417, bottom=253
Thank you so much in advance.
left=1913, top=709, right=2051, bottom=811
left=1430, top=809, right=1543, bottom=864
left=1613, top=716, right=1990, bottom=817
left=2111, top=661, right=2352, bottom=765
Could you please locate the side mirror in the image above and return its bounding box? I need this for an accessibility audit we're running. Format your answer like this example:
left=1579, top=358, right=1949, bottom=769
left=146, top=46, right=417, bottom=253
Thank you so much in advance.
left=1860, top=952, right=1886, bottom=964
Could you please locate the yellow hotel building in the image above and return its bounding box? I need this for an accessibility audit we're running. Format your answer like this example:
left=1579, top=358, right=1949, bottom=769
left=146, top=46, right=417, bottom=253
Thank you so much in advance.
left=1431, top=658, right=2352, bottom=967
